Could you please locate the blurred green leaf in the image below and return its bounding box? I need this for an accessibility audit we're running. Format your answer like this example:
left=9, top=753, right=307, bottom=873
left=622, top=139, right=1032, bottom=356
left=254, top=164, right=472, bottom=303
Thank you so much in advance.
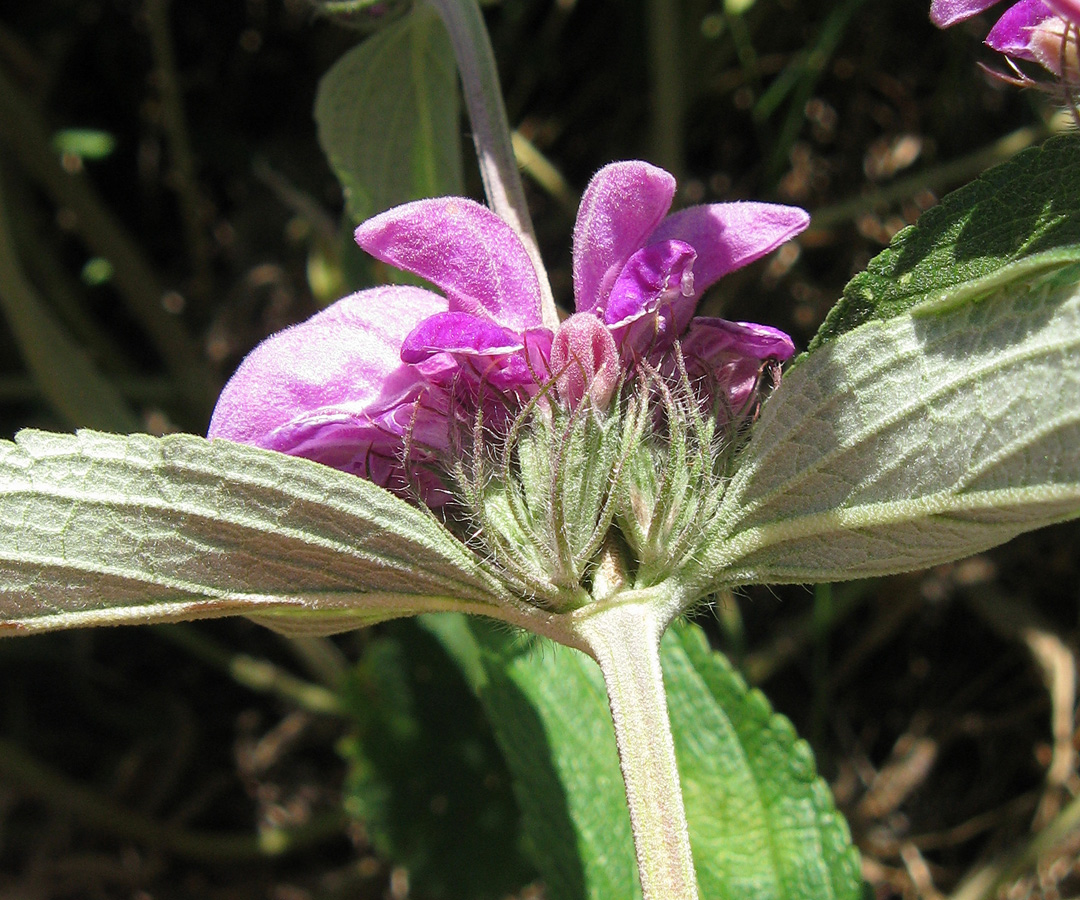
left=80, top=257, right=114, bottom=286
left=339, top=620, right=535, bottom=899
left=51, top=128, right=117, bottom=161
left=314, top=4, right=464, bottom=224
left=0, top=175, right=137, bottom=432
left=424, top=614, right=860, bottom=900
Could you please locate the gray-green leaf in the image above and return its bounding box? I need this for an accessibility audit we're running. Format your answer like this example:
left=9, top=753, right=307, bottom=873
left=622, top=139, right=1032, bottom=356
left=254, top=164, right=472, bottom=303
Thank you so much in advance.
left=0, top=430, right=508, bottom=635
left=314, top=4, right=463, bottom=224
left=702, top=264, right=1080, bottom=587
left=424, top=614, right=861, bottom=900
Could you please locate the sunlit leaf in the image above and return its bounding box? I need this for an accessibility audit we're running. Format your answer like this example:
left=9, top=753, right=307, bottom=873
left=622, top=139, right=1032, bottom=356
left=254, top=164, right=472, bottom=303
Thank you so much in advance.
left=700, top=263, right=1080, bottom=587
left=0, top=430, right=509, bottom=635
left=808, top=133, right=1080, bottom=350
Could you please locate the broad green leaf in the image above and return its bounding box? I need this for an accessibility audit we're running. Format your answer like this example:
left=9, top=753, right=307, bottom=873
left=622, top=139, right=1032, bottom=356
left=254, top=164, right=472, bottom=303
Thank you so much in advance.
left=0, top=430, right=509, bottom=635
left=666, top=621, right=861, bottom=900
left=702, top=264, right=1080, bottom=587
left=423, top=614, right=861, bottom=900
left=809, top=133, right=1080, bottom=351
left=314, top=4, right=463, bottom=224
left=338, top=620, right=535, bottom=899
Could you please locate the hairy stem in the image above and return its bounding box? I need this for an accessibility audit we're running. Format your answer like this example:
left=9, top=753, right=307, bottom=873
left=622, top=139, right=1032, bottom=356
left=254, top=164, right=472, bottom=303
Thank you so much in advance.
left=426, top=0, right=559, bottom=329
left=577, top=600, right=699, bottom=900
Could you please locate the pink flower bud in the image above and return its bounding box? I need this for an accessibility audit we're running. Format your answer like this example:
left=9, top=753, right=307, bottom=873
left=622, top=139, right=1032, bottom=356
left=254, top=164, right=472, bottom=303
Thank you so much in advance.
left=550, top=313, right=621, bottom=411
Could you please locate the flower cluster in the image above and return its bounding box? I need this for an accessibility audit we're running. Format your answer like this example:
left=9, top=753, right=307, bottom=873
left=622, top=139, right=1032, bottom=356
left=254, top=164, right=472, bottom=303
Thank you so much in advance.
left=208, top=161, right=807, bottom=507
left=932, top=0, right=1080, bottom=97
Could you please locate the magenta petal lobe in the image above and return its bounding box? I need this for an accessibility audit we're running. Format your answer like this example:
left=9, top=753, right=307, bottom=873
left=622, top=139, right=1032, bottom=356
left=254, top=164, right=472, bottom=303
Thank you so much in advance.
left=930, top=0, right=1003, bottom=26
left=355, top=197, right=543, bottom=330
left=649, top=202, right=810, bottom=298
left=1045, top=0, right=1080, bottom=24
left=679, top=318, right=797, bottom=418
left=208, top=286, right=447, bottom=488
left=400, top=311, right=524, bottom=363
left=572, top=161, right=677, bottom=316
left=603, top=241, right=697, bottom=334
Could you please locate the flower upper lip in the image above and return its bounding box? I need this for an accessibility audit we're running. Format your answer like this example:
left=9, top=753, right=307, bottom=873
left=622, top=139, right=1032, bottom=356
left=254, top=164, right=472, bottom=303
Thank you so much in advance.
left=569, top=161, right=807, bottom=374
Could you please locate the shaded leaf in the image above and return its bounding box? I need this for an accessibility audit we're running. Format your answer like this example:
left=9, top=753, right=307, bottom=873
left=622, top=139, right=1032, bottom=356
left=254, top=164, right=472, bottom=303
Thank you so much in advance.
left=423, top=614, right=861, bottom=900
left=0, top=430, right=508, bottom=635
left=338, top=619, right=535, bottom=899
left=314, top=5, right=463, bottom=224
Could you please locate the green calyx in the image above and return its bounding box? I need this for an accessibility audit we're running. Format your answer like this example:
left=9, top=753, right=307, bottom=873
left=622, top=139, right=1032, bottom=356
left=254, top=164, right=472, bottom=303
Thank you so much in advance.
left=451, top=366, right=752, bottom=618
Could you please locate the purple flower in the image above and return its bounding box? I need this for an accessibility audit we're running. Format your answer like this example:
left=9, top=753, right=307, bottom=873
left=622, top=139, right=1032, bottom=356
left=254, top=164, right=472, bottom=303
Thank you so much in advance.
left=931, top=0, right=1080, bottom=83
left=566, top=161, right=806, bottom=419
left=208, top=197, right=552, bottom=500
left=985, top=0, right=1080, bottom=77
left=931, top=0, right=1079, bottom=27
left=209, top=161, right=807, bottom=499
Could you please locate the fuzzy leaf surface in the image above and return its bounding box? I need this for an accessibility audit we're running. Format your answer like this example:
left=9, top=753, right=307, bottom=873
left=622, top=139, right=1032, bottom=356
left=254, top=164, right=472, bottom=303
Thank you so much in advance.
left=314, top=4, right=463, bottom=224
left=424, top=614, right=861, bottom=900
left=0, top=430, right=508, bottom=635
left=704, top=265, right=1080, bottom=587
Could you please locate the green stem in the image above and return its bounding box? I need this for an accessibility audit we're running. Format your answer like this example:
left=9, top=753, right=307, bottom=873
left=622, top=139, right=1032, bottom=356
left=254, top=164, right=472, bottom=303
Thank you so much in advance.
left=646, top=0, right=684, bottom=180
left=426, top=0, right=559, bottom=329
left=146, top=0, right=213, bottom=306
left=152, top=624, right=344, bottom=716
left=577, top=600, right=699, bottom=900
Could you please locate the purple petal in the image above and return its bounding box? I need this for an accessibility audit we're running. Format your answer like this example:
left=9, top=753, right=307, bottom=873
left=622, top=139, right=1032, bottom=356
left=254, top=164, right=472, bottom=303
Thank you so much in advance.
left=603, top=241, right=697, bottom=330
left=355, top=197, right=543, bottom=331
left=402, top=313, right=552, bottom=397
left=550, top=313, right=620, bottom=411
left=208, top=286, right=448, bottom=487
left=1045, top=0, right=1080, bottom=24
left=930, top=0, right=1003, bottom=26
left=572, top=161, right=676, bottom=315
left=678, top=317, right=796, bottom=416
left=400, top=311, right=524, bottom=363
left=680, top=317, right=796, bottom=364
left=648, top=202, right=810, bottom=299
left=986, top=0, right=1056, bottom=62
